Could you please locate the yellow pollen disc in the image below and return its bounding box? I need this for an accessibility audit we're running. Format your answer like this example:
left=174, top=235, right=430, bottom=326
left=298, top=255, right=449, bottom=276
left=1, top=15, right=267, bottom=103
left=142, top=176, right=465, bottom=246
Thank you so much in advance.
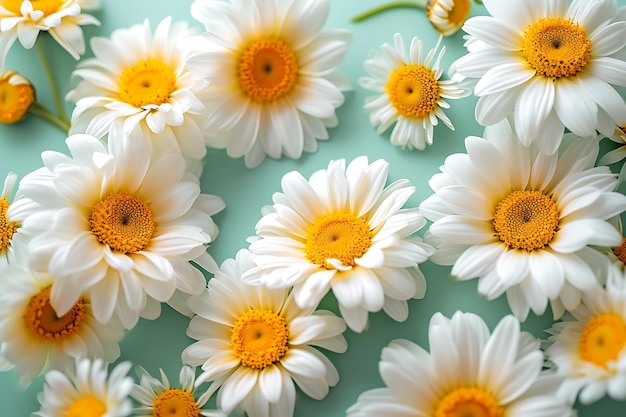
left=1, top=0, right=65, bottom=16
left=386, top=64, right=440, bottom=119
left=426, top=0, right=471, bottom=28
left=493, top=190, right=560, bottom=251
left=24, top=286, right=84, bottom=342
left=305, top=210, right=372, bottom=269
left=522, top=17, right=591, bottom=79
left=238, top=38, right=298, bottom=102
left=0, top=198, right=18, bottom=250
left=118, top=59, right=178, bottom=108
left=64, top=395, right=107, bottom=417
left=231, top=309, right=289, bottom=370
left=90, top=192, right=154, bottom=254
left=0, top=75, right=35, bottom=124
left=435, top=386, right=504, bottom=417
left=613, top=238, right=626, bottom=265
left=579, top=313, right=626, bottom=369
left=152, top=388, right=200, bottom=417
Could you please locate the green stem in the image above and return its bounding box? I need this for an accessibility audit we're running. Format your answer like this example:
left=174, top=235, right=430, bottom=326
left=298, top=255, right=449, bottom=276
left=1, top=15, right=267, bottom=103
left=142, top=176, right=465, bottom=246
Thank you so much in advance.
left=351, top=0, right=428, bottom=23
left=35, top=39, right=70, bottom=124
left=29, top=101, right=71, bottom=133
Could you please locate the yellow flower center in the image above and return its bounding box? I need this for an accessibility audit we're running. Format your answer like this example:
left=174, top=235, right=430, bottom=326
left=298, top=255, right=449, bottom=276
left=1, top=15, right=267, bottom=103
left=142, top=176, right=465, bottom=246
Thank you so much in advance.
left=435, top=386, right=503, bottom=417
left=426, top=0, right=471, bottom=29
left=522, top=17, right=591, bottom=79
left=238, top=38, right=298, bottom=102
left=24, top=286, right=84, bottom=342
left=90, top=192, right=154, bottom=254
left=613, top=238, right=626, bottom=265
left=231, top=309, right=289, bottom=370
left=1, top=0, right=65, bottom=16
left=0, top=74, right=35, bottom=124
left=305, top=210, right=372, bottom=269
left=579, top=313, right=626, bottom=369
left=64, top=395, right=107, bottom=417
left=386, top=64, right=440, bottom=119
left=0, top=197, right=18, bottom=251
left=493, top=190, right=560, bottom=251
left=118, top=59, right=178, bottom=108
left=152, top=388, right=200, bottom=417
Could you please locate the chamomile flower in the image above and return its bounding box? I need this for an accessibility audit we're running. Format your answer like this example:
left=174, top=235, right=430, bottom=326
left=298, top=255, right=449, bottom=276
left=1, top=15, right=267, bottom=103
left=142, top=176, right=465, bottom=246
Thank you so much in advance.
left=347, top=311, right=575, bottom=417
left=187, top=0, right=351, bottom=168
left=8, top=134, right=225, bottom=329
left=599, top=123, right=626, bottom=183
left=359, top=33, right=467, bottom=150
left=0, top=69, right=35, bottom=124
left=454, top=0, right=626, bottom=155
left=34, top=358, right=133, bottom=417
left=0, top=264, right=124, bottom=384
left=0, top=171, right=29, bottom=266
left=420, top=119, right=626, bottom=321
left=426, top=0, right=472, bottom=36
left=242, top=156, right=433, bottom=332
left=0, top=0, right=100, bottom=67
left=182, top=249, right=347, bottom=417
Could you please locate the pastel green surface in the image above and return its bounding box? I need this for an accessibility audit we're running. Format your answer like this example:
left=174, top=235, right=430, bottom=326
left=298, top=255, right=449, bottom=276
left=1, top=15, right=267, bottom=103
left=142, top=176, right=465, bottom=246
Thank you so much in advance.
left=0, top=0, right=625, bottom=415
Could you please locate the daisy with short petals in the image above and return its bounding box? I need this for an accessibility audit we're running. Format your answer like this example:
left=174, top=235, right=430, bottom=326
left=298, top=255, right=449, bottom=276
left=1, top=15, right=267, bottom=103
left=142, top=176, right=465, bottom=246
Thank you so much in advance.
left=420, top=118, right=626, bottom=321
left=426, top=0, right=472, bottom=36
left=8, top=133, right=225, bottom=329
left=347, top=311, right=575, bottom=417
left=359, top=33, right=467, bottom=150
left=0, top=69, right=35, bottom=124
left=454, top=0, right=626, bottom=155
left=0, top=171, right=28, bottom=266
left=242, top=156, right=433, bottom=332
left=182, top=249, right=347, bottom=417
left=599, top=123, right=626, bottom=183
left=187, top=0, right=351, bottom=168
left=34, top=358, right=133, bottom=417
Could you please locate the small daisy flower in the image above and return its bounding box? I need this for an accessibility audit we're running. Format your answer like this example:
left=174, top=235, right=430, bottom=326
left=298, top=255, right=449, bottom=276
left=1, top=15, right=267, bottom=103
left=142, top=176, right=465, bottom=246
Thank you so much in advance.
left=420, top=119, right=626, bottom=321
left=0, top=264, right=125, bottom=384
left=182, top=249, right=347, bottom=417
left=132, top=365, right=224, bottom=417
left=347, top=311, right=575, bottom=417
left=359, top=33, right=467, bottom=150
left=545, top=263, right=626, bottom=404
left=426, top=0, right=472, bottom=36
left=242, top=156, right=433, bottom=332
left=0, top=171, right=29, bottom=266
left=8, top=134, right=225, bottom=329
left=454, top=0, right=626, bottom=155
left=599, top=123, right=626, bottom=183
left=34, top=358, right=133, bottom=417
left=187, top=0, right=351, bottom=168
left=0, top=0, right=100, bottom=67
left=0, top=69, right=35, bottom=124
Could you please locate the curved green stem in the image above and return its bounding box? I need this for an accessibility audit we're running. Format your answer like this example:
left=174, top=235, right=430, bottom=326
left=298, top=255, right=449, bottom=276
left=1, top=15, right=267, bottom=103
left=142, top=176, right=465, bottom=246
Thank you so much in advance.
left=35, top=39, right=70, bottom=124
left=351, top=0, right=428, bottom=23
left=29, top=101, right=70, bottom=133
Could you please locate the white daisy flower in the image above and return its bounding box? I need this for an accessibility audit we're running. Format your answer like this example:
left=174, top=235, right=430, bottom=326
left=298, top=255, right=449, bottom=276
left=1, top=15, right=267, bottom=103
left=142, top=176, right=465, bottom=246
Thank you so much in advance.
left=132, top=365, right=224, bottom=417
left=359, top=33, right=467, bottom=150
left=426, top=0, right=472, bottom=36
left=0, top=264, right=125, bottom=384
left=67, top=17, right=209, bottom=176
left=8, top=133, right=225, bottom=329
left=0, top=171, right=29, bottom=266
left=0, top=0, right=100, bottom=67
left=187, top=0, right=351, bottom=168
left=599, top=123, right=626, bottom=183
left=545, top=263, right=626, bottom=404
left=454, top=0, right=626, bottom=155
left=420, top=118, right=626, bottom=321
left=34, top=358, right=133, bottom=417
left=242, top=156, right=433, bottom=332
left=182, top=249, right=347, bottom=417
left=347, top=311, right=575, bottom=417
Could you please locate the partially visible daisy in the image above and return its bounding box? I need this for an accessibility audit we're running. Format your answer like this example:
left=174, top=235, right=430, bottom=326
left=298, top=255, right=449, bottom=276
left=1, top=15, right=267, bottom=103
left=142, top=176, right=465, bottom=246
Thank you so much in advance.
left=34, top=358, right=133, bottom=417
left=599, top=123, right=626, bottom=183
left=187, top=0, right=351, bottom=168
left=0, top=69, right=35, bottom=124
left=420, top=119, right=626, bottom=321
left=132, top=365, right=224, bottom=417
left=545, top=262, right=626, bottom=404
left=182, top=249, right=347, bottom=417
left=242, top=156, right=433, bottom=332
left=347, top=311, right=575, bottom=417
left=0, top=263, right=125, bottom=384
left=359, top=33, right=467, bottom=150
left=454, top=0, right=626, bottom=154
left=0, top=171, right=29, bottom=266
left=426, top=0, right=472, bottom=36
left=0, top=0, right=100, bottom=67
left=8, top=134, right=224, bottom=329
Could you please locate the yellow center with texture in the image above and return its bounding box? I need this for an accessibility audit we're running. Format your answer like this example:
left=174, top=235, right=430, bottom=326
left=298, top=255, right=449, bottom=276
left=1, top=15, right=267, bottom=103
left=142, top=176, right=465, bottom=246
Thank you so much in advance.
left=118, top=59, right=178, bottom=108
left=152, top=388, right=200, bottom=417
left=24, top=286, right=84, bottom=342
left=2, top=0, right=65, bottom=15
left=0, top=198, right=17, bottom=250
left=386, top=64, right=440, bottom=119
left=613, top=238, right=626, bottom=265
left=0, top=75, right=35, bottom=124
left=435, top=387, right=504, bottom=417
left=64, top=395, right=107, bottom=417
left=579, top=313, right=626, bottom=369
left=231, top=309, right=289, bottom=369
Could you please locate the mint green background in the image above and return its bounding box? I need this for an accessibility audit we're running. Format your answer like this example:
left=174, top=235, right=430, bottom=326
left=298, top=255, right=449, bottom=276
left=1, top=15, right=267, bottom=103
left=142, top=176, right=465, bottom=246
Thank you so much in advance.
left=1, top=0, right=625, bottom=415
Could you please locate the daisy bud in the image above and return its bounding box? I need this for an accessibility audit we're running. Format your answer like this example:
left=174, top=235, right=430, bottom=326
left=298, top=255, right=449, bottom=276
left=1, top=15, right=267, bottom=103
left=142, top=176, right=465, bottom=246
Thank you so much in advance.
left=426, top=0, right=472, bottom=36
left=0, top=69, right=35, bottom=125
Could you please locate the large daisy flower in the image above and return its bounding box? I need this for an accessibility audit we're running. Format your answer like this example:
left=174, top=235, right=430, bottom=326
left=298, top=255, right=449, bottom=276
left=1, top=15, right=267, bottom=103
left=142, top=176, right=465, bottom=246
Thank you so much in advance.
left=420, top=119, right=626, bottom=321
left=454, top=0, right=626, bottom=155
left=34, top=358, right=133, bottom=417
left=0, top=264, right=125, bottom=384
left=0, top=171, right=29, bottom=266
left=0, top=0, right=99, bottom=67
left=242, top=156, right=433, bottom=332
left=347, top=311, right=575, bottom=417
left=359, top=33, right=467, bottom=150
left=182, top=249, right=347, bottom=417
left=187, top=0, right=351, bottom=168
left=8, top=133, right=225, bottom=329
